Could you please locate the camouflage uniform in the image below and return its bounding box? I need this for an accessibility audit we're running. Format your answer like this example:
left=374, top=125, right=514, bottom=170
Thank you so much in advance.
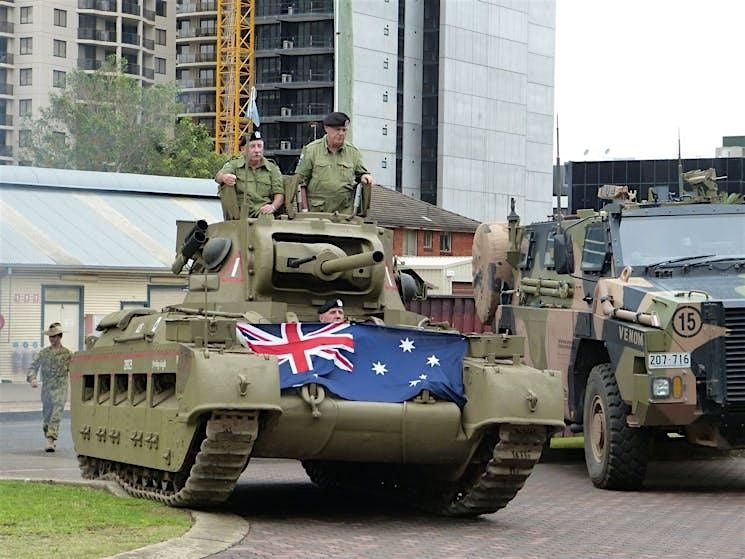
left=27, top=346, right=72, bottom=441
left=295, top=135, right=369, bottom=213
left=217, top=154, right=283, bottom=220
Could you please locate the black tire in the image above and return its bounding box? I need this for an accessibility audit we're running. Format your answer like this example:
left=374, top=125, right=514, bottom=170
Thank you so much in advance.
left=583, top=363, right=650, bottom=490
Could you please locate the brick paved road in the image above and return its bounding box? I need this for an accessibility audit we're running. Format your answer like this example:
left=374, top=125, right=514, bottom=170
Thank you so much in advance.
left=214, top=452, right=745, bottom=559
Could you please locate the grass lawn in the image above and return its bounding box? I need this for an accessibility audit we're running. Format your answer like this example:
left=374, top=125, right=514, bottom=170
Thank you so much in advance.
left=0, top=480, right=191, bottom=559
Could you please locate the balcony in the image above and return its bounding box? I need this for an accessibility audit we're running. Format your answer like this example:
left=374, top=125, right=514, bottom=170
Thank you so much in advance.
left=256, top=0, right=333, bottom=18
left=78, top=0, right=116, bottom=12
left=78, top=58, right=105, bottom=70
left=143, top=67, right=155, bottom=80
left=181, top=102, right=216, bottom=113
left=176, top=1, right=216, bottom=13
left=0, top=82, right=13, bottom=95
left=143, top=37, right=155, bottom=50
left=0, top=113, right=12, bottom=126
left=0, top=145, right=12, bottom=157
left=143, top=9, right=155, bottom=21
left=177, top=77, right=216, bottom=89
left=123, top=63, right=141, bottom=76
left=122, top=32, right=141, bottom=46
left=176, top=51, right=216, bottom=64
left=0, top=52, right=13, bottom=64
left=78, top=28, right=117, bottom=42
left=122, top=2, right=141, bottom=16
left=0, top=21, right=14, bottom=33
left=176, top=27, right=217, bottom=39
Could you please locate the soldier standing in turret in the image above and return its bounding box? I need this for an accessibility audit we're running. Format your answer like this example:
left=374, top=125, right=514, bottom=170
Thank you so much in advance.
left=295, top=112, right=374, bottom=213
left=215, top=129, right=285, bottom=219
left=27, top=322, right=72, bottom=452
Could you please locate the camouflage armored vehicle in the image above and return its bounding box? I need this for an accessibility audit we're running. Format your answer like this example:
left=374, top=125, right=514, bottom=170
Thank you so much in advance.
left=472, top=173, right=745, bottom=490
left=70, top=199, right=563, bottom=516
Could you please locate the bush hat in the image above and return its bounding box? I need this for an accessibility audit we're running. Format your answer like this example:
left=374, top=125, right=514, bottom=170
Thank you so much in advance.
left=44, top=322, right=64, bottom=337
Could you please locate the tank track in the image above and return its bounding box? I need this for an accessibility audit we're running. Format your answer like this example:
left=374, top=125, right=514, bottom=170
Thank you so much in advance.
left=78, top=411, right=258, bottom=507
left=303, top=424, right=547, bottom=517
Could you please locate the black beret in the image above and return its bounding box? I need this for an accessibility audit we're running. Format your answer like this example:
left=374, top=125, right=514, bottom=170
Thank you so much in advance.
left=322, top=112, right=350, bottom=127
left=318, top=299, right=343, bottom=314
left=240, top=128, right=263, bottom=147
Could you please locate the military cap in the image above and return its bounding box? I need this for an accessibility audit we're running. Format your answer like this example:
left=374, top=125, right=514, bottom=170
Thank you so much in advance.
left=44, top=322, right=64, bottom=336
left=318, top=299, right=344, bottom=314
left=239, top=128, right=263, bottom=147
left=322, top=112, right=350, bottom=127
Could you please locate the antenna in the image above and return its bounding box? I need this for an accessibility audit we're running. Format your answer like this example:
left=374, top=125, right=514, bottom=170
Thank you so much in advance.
left=677, top=128, right=684, bottom=194
left=555, top=115, right=562, bottom=216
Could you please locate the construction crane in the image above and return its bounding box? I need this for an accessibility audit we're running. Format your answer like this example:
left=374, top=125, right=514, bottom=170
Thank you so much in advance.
left=215, top=0, right=255, bottom=155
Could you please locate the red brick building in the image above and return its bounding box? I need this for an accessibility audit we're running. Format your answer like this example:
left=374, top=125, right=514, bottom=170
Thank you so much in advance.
left=368, top=186, right=481, bottom=257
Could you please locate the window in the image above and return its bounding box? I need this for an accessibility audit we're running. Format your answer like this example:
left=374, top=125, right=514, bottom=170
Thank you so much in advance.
left=19, top=38, right=32, bottom=55
left=403, top=230, right=417, bottom=255
left=440, top=232, right=452, bottom=253
left=156, top=28, right=166, bottom=45
left=18, top=99, right=32, bottom=117
left=20, top=7, right=32, bottom=24
left=19, top=68, right=32, bottom=86
left=52, top=70, right=66, bottom=88
left=53, top=40, right=66, bottom=58
left=581, top=223, right=608, bottom=273
left=54, top=9, right=67, bottom=27
left=156, top=0, right=167, bottom=17
left=155, top=57, right=166, bottom=74
left=423, top=230, right=433, bottom=249
left=18, top=129, right=31, bottom=148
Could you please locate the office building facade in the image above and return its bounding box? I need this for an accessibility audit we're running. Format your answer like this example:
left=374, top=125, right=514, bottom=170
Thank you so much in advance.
left=0, top=0, right=175, bottom=165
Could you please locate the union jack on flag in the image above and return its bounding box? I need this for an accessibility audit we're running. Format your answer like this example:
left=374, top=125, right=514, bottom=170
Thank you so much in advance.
left=236, top=322, right=354, bottom=374
left=235, top=322, right=468, bottom=407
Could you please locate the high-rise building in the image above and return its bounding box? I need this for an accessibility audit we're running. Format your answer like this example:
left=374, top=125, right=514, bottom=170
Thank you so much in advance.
left=0, top=0, right=176, bottom=165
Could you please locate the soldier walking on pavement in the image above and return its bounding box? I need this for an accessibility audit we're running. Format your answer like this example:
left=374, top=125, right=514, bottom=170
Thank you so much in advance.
left=215, top=128, right=285, bottom=220
left=295, top=112, right=374, bottom=214
left=27, top=322, right=72, bottom=452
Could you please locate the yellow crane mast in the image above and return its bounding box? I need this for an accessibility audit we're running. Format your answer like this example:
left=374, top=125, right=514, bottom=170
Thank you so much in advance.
left=215, top=0, right=255, bottom=154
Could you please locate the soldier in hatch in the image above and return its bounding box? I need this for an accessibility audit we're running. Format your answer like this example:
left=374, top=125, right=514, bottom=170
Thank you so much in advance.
left=27, top=322, right=72, bottom=452
left=215, top=128, right=285, bottom=219
left=295, top=112, right=374, bottom=214
left=318, top=299, right=346, bottom=323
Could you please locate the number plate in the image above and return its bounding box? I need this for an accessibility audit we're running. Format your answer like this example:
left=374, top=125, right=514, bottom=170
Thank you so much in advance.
left=647, top=352, right=691, bottom=369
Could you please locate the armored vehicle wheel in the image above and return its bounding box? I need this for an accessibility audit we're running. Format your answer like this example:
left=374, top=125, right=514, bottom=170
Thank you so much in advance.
left=583, top=364, right=649, bottom=490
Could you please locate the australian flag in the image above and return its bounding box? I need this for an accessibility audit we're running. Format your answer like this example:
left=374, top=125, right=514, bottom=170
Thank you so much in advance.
left=236, top=322, right=467, bottom=407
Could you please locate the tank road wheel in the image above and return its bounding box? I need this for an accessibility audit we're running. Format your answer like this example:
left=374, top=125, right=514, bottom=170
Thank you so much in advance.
left=583, top=363, right=650, bottom=490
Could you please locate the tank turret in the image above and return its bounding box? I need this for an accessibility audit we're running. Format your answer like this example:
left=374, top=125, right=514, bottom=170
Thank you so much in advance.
left=70, top=204, right=563, bottom=517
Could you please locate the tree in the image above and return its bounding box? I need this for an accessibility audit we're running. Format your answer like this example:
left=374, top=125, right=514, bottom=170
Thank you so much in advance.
left=22, top=57, right=222, bottom=178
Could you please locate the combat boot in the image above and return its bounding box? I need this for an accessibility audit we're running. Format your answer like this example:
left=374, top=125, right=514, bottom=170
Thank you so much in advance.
left=45, top=437, right=56, bottom=452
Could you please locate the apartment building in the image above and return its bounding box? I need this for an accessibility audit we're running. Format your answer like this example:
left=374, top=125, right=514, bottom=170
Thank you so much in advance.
left=0, top=0, right=176, bottom=164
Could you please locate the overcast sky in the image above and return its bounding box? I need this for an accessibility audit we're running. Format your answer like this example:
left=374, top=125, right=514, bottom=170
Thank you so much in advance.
left=555, top=0, right=745, bottom=162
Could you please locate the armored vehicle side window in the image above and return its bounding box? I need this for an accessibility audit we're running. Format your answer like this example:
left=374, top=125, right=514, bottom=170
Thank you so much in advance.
left=519, top=230, right=536, bottom=270
left=544, top=233, right=555, bottom=269
left=581, top=224, right=607, bottom=273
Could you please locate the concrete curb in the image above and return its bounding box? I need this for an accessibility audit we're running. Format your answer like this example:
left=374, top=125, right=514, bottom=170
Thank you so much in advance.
left=0, top=477, right=250, bottom=559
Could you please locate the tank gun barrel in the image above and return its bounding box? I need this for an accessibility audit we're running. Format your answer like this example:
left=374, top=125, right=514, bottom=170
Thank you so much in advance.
left=319, top=250, right=383, bottom=275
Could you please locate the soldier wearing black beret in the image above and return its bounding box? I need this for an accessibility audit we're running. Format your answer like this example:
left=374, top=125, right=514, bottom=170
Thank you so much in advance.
left=318, top=298, right=345, bottom=323
left=295, top=112, right=374, bottom=214
left=215, top=128, right=285, bottom=219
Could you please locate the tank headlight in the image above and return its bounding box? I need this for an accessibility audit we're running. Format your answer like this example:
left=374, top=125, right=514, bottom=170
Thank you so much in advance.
left=651, top=377, right=671, bottom=399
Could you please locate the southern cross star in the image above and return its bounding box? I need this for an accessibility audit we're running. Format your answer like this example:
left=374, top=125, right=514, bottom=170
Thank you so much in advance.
left=399, top=338, right=415, bottom=352
left=372, top=361, right=388, bottom=375
left=426, top=354, right=440, bottom=367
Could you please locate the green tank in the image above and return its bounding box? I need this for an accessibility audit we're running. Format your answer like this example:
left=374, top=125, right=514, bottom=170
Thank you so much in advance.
left=70, top=207, right=563, bottom=516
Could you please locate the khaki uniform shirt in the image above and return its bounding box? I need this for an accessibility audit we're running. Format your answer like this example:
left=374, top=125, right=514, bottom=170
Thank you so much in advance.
left=27, top=346, right=72, bottom=388
left=217, top=154, right=283, bottom=219
left=295, top=135, right=369, bottom=213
